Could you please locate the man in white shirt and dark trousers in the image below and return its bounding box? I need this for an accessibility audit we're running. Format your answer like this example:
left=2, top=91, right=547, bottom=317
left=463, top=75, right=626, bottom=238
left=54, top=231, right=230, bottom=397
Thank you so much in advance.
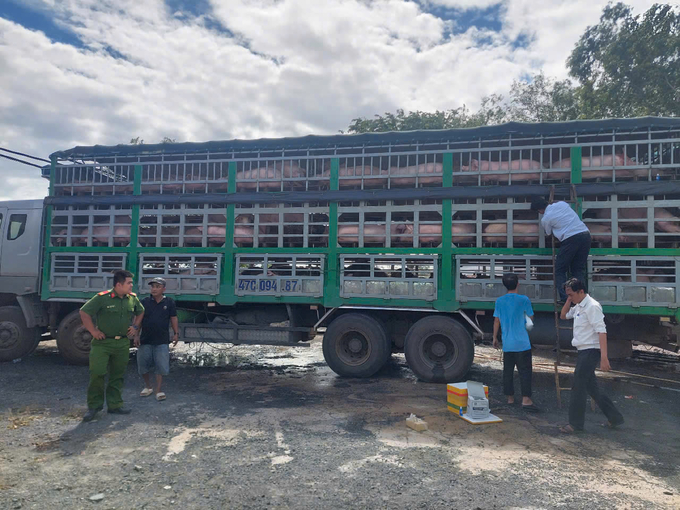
left=531, top=197, right=591, bottom=303
left=559, top=278, right=624, bottom=433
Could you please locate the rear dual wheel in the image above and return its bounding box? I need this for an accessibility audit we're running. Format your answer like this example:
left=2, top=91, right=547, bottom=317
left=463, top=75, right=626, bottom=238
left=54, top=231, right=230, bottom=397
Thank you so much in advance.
left=56, top=310, right=92, bottom=365
left=404, top=316, right=474, bottom=383
left=322, top=314, right=390, bottom=378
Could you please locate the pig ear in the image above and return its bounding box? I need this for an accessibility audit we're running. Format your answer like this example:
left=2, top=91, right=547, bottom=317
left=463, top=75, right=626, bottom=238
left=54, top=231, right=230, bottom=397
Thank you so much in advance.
left=471, top=159, right=479, bottom=170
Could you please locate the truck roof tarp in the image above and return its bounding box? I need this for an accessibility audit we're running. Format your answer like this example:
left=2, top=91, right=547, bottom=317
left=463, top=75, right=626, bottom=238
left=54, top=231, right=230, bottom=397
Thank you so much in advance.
left=51, top=117, right=680, bottom=160
left=44, top=181, right=680, bottom=207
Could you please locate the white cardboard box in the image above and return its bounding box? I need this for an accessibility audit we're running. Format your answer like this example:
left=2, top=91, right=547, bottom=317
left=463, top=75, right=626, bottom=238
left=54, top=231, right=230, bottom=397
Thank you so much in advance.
left=466, top=380, right=490, bottom=419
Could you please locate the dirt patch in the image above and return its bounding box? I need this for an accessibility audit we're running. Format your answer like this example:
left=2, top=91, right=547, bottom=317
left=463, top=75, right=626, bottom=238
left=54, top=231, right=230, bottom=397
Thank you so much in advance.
left=0, top=340, right=679, bottom=509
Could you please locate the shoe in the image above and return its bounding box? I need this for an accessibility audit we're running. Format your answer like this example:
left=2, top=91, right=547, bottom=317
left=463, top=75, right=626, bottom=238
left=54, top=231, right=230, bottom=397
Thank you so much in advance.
left=82, top=408, right=101, bottom=422
left=107, top=406, right=132, bottom=415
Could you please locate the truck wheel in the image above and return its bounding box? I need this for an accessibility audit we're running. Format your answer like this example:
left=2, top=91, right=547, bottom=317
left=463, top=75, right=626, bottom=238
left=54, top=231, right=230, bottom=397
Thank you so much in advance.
left=404, top=316, right=474, bottom=383
left=57, top=310, right=92, bottom=365
left=0, top=306, right=41, bottom=362
left=322, top=313, right=390, bottom=378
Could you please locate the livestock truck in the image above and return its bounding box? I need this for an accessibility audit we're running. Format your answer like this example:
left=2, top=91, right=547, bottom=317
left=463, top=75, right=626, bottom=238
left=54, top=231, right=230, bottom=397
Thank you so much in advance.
left=1, top=117, right=680, bottom=382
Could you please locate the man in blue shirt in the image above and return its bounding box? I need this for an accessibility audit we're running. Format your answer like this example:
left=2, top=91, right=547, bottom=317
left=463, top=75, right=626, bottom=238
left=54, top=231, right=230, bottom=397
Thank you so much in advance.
left=493, top=273, right=540, bottom=411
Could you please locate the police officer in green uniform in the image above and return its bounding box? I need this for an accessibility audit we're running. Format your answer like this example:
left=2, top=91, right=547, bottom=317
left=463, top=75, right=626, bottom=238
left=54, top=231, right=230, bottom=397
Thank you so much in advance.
left=79, top=270, right=145, bottom=422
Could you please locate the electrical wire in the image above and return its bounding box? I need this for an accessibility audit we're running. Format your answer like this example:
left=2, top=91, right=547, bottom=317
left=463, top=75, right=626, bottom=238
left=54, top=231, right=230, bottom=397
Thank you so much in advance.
left=0, top=153, right=44, bottom=169
left=0, top=147, right=50, bottom=163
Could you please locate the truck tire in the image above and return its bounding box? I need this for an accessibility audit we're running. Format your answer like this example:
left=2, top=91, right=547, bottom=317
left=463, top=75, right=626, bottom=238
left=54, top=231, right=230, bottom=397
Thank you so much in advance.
left=404, top=316, right=474, bottom=383
left=57, top=310, right=92, bottom=365
left=0, top=306, right=41, bottom=362
left=322, top=313, right=390, bottom=378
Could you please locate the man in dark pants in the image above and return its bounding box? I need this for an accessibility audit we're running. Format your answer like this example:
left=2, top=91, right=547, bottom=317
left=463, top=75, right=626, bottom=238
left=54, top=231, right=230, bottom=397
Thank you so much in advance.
left=79, top=270, right=145, bottom=422
left=492, top=273, right=540, bottom=412
left=531, top=197, right=591, bottom=303
left=559, top=278, right=624, bottom=433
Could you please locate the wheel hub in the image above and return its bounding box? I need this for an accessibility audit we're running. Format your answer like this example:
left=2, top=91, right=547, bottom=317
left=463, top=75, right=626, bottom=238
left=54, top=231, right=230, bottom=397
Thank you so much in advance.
left=73, top=327, right=93, bottom=351
left=0, top=321, right=21, bottom=349
left=431, top=341, right=447, bottom=357
left=337, top=331, right=371, bottom=366
left=422, top=333, right=457, bottom=367
left=348, top=336, right=364, bottom=354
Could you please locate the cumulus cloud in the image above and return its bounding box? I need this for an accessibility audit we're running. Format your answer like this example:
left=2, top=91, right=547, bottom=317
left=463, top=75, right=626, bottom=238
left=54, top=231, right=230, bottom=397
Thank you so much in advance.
left=0, top=0, right=658, bottom=200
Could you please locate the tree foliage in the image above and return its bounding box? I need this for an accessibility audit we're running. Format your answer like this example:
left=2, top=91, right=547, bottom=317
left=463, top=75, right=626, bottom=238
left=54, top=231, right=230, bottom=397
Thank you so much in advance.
left=568, top=2, right=679, bottom=117
left=346, top=2, right=679, bottom=133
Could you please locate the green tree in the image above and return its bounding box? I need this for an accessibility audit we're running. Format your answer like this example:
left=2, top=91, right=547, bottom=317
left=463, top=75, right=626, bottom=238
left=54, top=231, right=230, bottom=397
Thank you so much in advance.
left=568, top=2, right=680, bottom=117
left=506, top=72, right=580, bottom=123
left=345, top=95, right=508, bottom=134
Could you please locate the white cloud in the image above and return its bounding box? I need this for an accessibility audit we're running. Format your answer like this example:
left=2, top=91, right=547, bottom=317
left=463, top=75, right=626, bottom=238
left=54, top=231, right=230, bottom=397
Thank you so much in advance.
left=0, top=0, right=659, bottom=200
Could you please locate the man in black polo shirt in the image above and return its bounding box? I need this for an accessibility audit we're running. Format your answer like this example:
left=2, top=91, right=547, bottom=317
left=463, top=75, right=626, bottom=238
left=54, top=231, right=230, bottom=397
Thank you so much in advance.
left=135, top=278, right=178, bottom=401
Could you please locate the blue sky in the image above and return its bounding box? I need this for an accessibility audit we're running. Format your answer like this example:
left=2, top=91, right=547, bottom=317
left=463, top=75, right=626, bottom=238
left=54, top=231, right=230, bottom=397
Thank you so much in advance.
left=0, top=0, right=659, bottom=200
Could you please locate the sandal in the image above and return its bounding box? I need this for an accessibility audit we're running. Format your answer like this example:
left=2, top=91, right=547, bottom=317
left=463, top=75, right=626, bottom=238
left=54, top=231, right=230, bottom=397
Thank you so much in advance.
left=560, top=424, right=577, bottom=434
left=601, top=420, right=623, bottom=429
left=522, top=403, right=541, bottom=413
left=140, top=388, right=153, bottom=397
left=156, top=392, right=166, bottom=401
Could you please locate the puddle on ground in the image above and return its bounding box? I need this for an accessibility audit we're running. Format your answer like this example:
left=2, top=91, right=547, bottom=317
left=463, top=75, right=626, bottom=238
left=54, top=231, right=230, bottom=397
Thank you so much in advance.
left=171, top=341, right=326, bottom=372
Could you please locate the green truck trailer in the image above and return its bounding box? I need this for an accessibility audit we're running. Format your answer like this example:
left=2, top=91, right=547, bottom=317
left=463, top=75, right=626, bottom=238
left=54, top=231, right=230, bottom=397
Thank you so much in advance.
left=0, top=117, right=679, bottom=382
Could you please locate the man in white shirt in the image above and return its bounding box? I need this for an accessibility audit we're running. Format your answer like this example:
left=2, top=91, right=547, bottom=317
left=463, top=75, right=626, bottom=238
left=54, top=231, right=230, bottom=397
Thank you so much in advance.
left=531, top=197, right=591, bottom=303
left=558, top=278, right=624, bottom=433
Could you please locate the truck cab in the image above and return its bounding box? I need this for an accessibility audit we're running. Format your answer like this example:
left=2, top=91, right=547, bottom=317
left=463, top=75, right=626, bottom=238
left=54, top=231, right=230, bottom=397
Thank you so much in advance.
left=0, top=199, right=45, bottom=360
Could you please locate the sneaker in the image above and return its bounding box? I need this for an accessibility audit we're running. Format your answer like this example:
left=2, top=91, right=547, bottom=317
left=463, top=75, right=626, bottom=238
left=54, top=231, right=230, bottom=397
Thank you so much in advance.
left=107, top=406, right=132, bottom=415
left=82, top=408, right=101, bottom=422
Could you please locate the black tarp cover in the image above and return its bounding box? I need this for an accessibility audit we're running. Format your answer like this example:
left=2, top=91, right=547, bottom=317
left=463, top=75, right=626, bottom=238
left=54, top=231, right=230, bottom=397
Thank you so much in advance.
left=51, top=117, right=680, bottom=160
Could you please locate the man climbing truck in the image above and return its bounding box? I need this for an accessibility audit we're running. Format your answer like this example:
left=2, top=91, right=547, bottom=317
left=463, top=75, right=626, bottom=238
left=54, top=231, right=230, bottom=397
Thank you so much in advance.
left=0, top=118, right=679, bottom=382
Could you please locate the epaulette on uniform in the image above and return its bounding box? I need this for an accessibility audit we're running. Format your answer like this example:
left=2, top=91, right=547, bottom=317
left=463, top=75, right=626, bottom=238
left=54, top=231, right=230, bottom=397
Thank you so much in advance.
left=97, top=290, right=110, bottom=296
left=129, top=292, right=137, bottom=296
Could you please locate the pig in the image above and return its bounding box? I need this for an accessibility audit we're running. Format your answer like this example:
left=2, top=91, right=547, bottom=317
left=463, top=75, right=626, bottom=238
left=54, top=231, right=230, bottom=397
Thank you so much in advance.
left=636, top=267, right=674, bottom=283
left=587, top=223, right=615, bottom=243
left=90, top=225, right=131, bottom=245
left=234, top=225, right=255, bottom=245
left=452, top=223, right=476, bottom=244
left=206, top=226, right=226, bottom=246
left=414, top=224, right=476, bottom=245
left=482, top=223, right=539, bottom=244
left=550, top=154, right=638, bottom=180
left=462, top=159, right=543, bottom=183
left=53, top=227, right=87, bottom=246
left=618, top=208, right=680, bottom=234
left=389, top=163, right=443, bottom=186
left=337, top=224, right=401, bottom=246
left=236, top=161, right=304, bottom=191
left=338, top=165, right=388, bottom=188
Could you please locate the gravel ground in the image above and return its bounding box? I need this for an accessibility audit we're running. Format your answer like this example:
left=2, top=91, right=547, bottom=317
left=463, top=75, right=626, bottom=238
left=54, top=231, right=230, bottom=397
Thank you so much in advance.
left=1, top=339, right=680, bottom=509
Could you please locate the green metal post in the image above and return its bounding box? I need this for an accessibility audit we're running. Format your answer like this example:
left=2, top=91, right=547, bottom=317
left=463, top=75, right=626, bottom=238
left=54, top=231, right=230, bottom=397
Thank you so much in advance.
left=220, top=162, right=237, bottom=304
left=128, top=165, right=142, bottom=291
left=40, top=157, right=56, bottom=300
left=437, top=153, right=456, bottom=311
left=323, top=158, right=341, bottom=307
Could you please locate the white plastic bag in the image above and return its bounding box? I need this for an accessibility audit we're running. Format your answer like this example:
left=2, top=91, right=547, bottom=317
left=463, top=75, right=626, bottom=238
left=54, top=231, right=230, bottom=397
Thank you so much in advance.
left=525, top=314, right=534, bottom=331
